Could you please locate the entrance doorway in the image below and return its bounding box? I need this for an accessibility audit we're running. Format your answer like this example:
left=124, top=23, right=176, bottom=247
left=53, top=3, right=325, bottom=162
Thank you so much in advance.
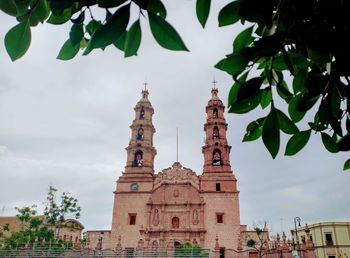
left=174, top=241, right=181, bottom=248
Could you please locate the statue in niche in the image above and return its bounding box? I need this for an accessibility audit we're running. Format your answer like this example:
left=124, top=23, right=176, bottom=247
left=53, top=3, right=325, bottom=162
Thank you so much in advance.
left=213, top=108, right=218, bottom=119
left=137, top=127, right=144, bottom=140
left=213, top=127, right=219, bottom=139
left=134, top=151, right=143, bottom=167
left=152, top=240, right=158, bottom=250
left=152, top=209, right=160, bottom=226
left=140, top=108, right=145, bottom=119
left=192, top=209, right=199, bottom=225
left=212, top=150, right=221, bottom=166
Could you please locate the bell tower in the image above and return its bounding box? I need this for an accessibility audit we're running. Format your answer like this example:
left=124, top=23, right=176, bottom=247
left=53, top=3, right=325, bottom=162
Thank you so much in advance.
left=200, top=85, right=240, bottom=251
left=111, top=89, right=156, bottom=248
left=200, top=86, right=238, bottom=190
left=202, top=87, right=232, bottom=174
left=124, top=89, right=157, bottom=177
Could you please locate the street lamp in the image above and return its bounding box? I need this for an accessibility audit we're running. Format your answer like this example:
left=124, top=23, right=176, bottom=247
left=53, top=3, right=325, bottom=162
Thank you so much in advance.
left=293, top=217, right=301, bottom=250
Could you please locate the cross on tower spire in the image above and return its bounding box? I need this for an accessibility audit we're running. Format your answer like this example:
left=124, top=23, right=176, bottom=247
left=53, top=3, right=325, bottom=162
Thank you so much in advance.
left=212, top=79, right=217, bottom=89
left=143, top=81, right=148, bottom=91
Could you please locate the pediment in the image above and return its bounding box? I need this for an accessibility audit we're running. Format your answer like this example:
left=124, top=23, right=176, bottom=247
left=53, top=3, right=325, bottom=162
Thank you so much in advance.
left=154, top=162, right=199, bottom=190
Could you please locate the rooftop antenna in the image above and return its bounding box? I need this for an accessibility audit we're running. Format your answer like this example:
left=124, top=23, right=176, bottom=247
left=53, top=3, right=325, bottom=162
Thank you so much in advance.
left=280, top=218, right=284, bottom=233
left=176, top=128, right=179, bottom=162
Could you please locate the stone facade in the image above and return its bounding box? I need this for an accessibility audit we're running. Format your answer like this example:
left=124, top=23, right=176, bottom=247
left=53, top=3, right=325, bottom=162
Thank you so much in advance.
left=87, top=88, right=247, bottom=256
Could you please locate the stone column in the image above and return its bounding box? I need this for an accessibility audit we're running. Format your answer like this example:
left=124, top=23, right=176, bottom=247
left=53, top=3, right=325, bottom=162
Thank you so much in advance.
left=186, top=204, right=190, bottom=229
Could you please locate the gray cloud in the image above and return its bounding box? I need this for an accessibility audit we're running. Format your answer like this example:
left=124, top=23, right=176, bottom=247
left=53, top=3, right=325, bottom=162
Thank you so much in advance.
left=0, top=0, right=349, bottom=237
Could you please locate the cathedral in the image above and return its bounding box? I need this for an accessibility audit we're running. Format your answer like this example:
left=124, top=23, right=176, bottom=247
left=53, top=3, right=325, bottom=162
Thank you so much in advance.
left=87, top=86, right=245, bottom=255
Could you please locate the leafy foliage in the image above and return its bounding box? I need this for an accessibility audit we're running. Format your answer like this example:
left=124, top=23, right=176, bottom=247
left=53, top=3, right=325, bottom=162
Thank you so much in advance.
left=1, top=0, right=349, bottom=170
left=245, top=223, right=269, bottom=258
left=44, top=186, right=81, bottom=239
left=215, top=0, right=350, bottom=170
left=1, top=0, right=188, bottom=61
left=0, top=186, right=81, bottom=250
left=175, top=243, right=209, bottom=258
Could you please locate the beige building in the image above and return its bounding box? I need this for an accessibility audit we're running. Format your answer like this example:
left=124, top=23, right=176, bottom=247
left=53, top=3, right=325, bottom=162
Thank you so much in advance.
left=0, top=216, right=84, bottom=244
left=296, top=222, right=350, bottom=258
left=87, top=87, right=246, bottom=257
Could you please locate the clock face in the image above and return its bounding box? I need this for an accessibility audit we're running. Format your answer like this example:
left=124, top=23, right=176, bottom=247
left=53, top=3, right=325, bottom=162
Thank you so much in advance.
left=130, top=183, right=139, bottom=192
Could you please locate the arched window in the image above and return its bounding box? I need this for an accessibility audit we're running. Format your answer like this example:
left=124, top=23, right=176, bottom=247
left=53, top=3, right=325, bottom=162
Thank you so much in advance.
left=213, top=126, right=219, bottom=139
left=212, top=149, right=222, bottom=166
left=137, top=127, right=144, bottom=140
left=213, top=108, right=218, bottom=119
left=140, top=107, right=145, bottom=119
left=133, top=150, right=143, bottom=167
left=172, top=217, right=180, bottom=229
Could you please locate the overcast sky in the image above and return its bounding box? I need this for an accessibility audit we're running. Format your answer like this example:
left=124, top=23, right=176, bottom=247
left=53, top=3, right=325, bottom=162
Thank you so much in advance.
left=0, top=1, right=349, bottom=238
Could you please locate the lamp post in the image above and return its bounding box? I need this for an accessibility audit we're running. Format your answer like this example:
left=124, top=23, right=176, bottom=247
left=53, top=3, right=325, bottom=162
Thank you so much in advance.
left=293, top=217, right=301, bottom=250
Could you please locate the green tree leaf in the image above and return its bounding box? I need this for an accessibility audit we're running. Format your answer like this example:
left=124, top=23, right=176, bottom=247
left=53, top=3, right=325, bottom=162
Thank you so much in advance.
left=338, top=134, right=350, bottom=151
left=293, top=69, right=307, bottom=94
left=47, top=8, right=72, bottom=25
left=84, top=4, right=130, bottom=54
left=218, top=1, right=241, bottom=27
left=147, top=0, right=167, bottom=18
left=288, top=95, right=306, bottom=123
left=234, top=25, right=254, bottom=53
left=196, top=0, right=211, bottom=28
left=321, top=132, right=339, bottom=153
left=243, top=117, right=265, bottom=142
left=69, top=24, right=84, bottom=47
left=229, top=90, right=261, bottom=114
left=228, top=71, right=248, bottom=107
left=113, top=31, right=127, bottom=51
left=237, top=76, right=264, bottom=101
left=148, top=12, right=188, bottom=51
left=57, top=39, right=80, bottom=60
left=260, top=88, right=272, bottom=109
left=344, top=159, right=350, bottom=171
left=97, top=0, right=127, bottom=8
left=5, top=21, right=31, bottom=61
left=215, top=53, right=248, bottom=76
left=262, top=107, right=280, bottom=158
left=0, top=0, right=17, bottom=16
left=285, top=130, right=311, bottom=156
left=276, top=108, right=299, bottom=135
left=13, top=0, right=30, bottom=16
left=124, top=19, right=141, bottom=57
left=86, top=19, right=102, bottom=36
left=29, top=0, right=49, bottom=26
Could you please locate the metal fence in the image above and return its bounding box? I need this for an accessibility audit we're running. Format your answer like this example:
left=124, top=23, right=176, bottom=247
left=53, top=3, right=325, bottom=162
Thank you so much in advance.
left=0, top=248, right=212, bottom=258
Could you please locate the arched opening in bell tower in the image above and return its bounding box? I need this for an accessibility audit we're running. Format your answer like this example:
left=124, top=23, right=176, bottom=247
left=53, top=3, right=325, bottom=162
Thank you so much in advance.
left=133, top=150, right=143, bottom=167
left=212, top=149, right=222, bottom=166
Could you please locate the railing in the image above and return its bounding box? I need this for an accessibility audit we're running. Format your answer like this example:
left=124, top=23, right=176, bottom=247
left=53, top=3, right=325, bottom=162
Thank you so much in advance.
left=0, top=248, right=212, bottom=258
